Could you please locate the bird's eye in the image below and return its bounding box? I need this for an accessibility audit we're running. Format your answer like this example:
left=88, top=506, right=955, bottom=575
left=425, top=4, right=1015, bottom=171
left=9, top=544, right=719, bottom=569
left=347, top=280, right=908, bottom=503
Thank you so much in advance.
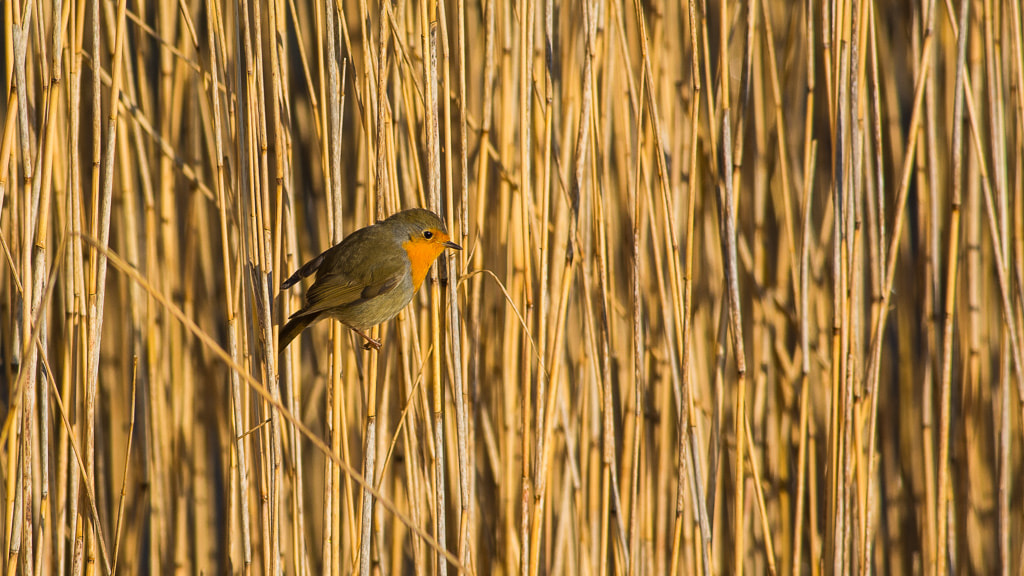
left=423, top=230, right=434, bottom=239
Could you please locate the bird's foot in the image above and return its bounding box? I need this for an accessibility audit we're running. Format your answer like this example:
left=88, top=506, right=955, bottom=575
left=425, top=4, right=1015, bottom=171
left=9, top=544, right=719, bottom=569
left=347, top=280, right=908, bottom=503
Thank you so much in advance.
left=352, top=328, right=382, bottom=351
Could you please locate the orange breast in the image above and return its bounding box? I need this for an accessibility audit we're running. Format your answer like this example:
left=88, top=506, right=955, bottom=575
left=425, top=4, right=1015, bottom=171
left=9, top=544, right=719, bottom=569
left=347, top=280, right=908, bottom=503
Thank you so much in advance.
left=402, top=239, right=446, bottom=291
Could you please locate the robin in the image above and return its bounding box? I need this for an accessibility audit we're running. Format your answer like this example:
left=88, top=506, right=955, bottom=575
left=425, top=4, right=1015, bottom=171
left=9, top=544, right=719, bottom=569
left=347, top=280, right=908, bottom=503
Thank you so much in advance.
left=279, top=208, right=461, bottom=350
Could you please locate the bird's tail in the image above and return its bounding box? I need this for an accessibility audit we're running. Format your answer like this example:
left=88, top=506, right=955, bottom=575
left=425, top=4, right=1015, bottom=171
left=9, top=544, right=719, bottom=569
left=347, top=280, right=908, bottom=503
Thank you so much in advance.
left=279, top=312, right=318, bottom=351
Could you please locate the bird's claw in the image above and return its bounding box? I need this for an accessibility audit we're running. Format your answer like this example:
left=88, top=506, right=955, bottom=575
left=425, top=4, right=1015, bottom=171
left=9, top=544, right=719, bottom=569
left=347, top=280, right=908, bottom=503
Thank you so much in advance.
left=352, top=327, right=382, bottom=351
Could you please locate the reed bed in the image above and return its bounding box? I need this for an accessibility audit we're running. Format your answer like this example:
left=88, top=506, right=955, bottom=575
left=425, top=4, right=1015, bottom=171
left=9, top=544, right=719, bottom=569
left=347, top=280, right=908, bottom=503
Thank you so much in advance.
left=2, top=0, right=1023, bottom=573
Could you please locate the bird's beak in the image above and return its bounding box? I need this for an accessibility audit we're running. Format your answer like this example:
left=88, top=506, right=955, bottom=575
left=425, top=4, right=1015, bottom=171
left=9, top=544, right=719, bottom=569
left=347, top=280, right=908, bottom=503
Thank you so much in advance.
left=443, top=240, right=462, bottom=250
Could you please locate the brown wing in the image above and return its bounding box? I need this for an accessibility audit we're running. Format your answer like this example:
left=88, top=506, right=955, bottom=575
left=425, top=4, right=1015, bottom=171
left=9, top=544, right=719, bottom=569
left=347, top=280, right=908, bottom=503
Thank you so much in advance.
left=284, top=221, right=409, bottom=317
left=281, top=251, right=326, bottom=290
left=282, top=221, right=385, bottom=290
left=299, top=251, right=406, bottom=317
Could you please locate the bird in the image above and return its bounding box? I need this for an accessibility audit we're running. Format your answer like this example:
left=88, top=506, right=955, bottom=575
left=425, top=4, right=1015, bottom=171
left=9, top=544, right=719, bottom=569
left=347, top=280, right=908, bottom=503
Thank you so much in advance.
left=279, top=208, right=461, bottom=350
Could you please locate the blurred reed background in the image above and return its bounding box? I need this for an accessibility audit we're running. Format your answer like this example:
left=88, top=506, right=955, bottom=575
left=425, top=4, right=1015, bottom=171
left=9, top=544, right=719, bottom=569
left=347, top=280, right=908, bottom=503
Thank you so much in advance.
left=2, top=0, right=1024, bottom=573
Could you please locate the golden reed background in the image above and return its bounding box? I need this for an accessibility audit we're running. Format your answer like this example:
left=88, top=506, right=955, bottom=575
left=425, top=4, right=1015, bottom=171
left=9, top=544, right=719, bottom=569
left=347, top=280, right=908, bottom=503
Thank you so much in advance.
left=1, top=0, right=1023, bottom=574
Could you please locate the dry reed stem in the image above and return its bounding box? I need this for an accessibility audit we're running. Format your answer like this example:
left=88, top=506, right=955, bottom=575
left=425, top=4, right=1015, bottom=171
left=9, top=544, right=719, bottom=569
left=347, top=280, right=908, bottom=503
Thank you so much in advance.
left=4, top=0, right=1024, bottom=574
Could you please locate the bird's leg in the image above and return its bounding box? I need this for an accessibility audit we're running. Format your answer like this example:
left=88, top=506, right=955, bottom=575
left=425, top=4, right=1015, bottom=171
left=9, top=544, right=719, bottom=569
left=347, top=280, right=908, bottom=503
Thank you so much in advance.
left=351, top=327, right=382, bottom=350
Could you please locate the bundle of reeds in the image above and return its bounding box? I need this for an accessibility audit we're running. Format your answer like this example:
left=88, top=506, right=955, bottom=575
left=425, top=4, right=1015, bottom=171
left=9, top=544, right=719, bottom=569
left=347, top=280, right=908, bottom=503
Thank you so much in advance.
left=1, top=0, right=1022, bottom=573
